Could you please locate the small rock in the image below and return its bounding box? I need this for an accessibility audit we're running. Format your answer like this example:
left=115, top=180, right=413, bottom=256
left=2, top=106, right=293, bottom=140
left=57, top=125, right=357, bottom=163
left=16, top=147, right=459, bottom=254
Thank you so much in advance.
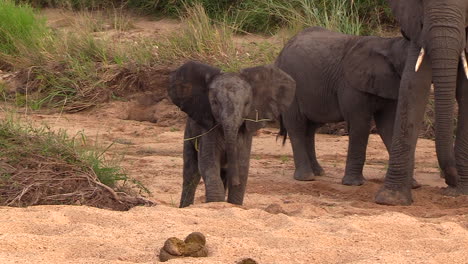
left=264, top=203, right=287, bottom=215
left=237, top=258, right=258, bottom=264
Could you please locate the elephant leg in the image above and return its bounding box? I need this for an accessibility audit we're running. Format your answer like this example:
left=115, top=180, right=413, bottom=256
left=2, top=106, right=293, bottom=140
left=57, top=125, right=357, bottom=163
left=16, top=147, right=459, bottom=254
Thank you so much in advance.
left=374, top=102, right=396, bottom=152
left=283, top=110, right=315, bottom=181
left=198, top=138, right=225, bottom=203
left=180, top=140, right=201, bottom=208
left=375, top=43, right=432, bottom=205
left=305, top=122, right=325, bottom=176
left=374, top=103, right=421, bottom=189
left=447, top=64, right=468, bottom=195
left=227, top=134, right=253, bottom=205
left=341, top=115, right=371, bottom=186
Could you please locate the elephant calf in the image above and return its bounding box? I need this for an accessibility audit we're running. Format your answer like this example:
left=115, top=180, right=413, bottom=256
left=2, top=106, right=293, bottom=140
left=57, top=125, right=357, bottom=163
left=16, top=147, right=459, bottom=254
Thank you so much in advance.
left=169, top=61, right=295, bottom=207
left=276, top=26, right=411, bottom=186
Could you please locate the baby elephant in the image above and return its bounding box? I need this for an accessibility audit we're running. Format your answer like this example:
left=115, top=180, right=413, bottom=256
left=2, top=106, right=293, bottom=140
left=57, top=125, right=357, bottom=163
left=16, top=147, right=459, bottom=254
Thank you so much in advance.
left=169, top=61, right=295, bottom=207
left=276, top=26, right=414, bottom=186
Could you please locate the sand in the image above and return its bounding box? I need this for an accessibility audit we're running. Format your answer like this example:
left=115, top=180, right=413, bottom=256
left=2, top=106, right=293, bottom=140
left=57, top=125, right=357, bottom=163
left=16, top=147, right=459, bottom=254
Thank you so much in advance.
left=0, top=101, right=467, bottom=264
left=0, top=9, right=467, bottom=264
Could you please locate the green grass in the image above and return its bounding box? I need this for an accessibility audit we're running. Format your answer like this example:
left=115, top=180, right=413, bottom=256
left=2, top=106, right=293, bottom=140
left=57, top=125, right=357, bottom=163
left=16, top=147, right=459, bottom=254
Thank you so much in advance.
left=279, top=155, right=290, bottom=163
left=0, top=0, right=50, bottom=68
left=160, top=3, right=235, bottom=62
left=0, top=115, right=148, bottom=191
left=16, top=0, right=394, bottom=35
left=232, top=0, right=394, bottom=36
left=157, top=2, right=280, bottom=71
left=266, top=0, right=364, bottom=36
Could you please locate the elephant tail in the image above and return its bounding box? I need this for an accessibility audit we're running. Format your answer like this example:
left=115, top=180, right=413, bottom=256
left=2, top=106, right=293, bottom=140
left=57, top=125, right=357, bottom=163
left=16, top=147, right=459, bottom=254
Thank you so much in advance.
left=277, top=115, right=288, bottom=146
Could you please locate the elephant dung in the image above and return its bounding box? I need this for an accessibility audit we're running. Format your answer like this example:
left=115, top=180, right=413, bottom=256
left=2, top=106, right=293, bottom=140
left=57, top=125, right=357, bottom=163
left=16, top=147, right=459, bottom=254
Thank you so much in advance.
left=158, top=232, right=208, bottom=262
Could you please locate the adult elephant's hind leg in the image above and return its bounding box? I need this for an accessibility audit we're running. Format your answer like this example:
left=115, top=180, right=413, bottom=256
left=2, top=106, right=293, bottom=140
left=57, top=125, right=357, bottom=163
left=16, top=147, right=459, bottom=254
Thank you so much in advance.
left=305, top=122, right=325, bottom=176
left=375, top=43, right=432, bottom=205
left=283, top=111, right=316, bottom=181
left=180, top=140, right=201, bottom=208
left=341, top=114, right=371, bottom=186
left=374, top=103, right=421, bottom=189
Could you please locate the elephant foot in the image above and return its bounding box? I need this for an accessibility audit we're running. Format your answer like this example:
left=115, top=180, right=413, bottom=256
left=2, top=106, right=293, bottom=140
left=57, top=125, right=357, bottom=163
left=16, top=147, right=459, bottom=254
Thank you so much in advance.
left=411, top=178, right=422, bottom=189
left=342, top=174, right=365, bottom=186
left=440, top=167, right=459, bottom=187
left=312, top=165, right=325, bottom=176
left=375, top=186, right=412, bottom=206
left=180, top=197, right=194, bottom=208
left=205, top=193, right=226, bottom=203
left=441, top=185, right=468, bottom=196
left=294, top=170, right=315, bottom=181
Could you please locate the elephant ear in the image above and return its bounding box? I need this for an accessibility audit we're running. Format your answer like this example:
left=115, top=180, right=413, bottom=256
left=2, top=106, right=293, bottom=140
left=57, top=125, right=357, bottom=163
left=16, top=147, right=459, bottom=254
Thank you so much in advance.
left=168, top=61, right=221, bottom=129
left=388, top=0, right=424, bottom=43
left=343, top=37, right=405, bottom=100
left=240, top=65, right=296, bottom=131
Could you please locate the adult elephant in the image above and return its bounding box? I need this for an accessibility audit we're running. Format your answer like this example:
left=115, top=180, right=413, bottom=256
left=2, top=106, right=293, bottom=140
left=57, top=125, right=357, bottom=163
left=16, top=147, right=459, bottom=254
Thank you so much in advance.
left=276, top=27, right=410, bottom=186
left=168, top=61, right=295, bottom=207
left=375, top=0, right=468, bottom=205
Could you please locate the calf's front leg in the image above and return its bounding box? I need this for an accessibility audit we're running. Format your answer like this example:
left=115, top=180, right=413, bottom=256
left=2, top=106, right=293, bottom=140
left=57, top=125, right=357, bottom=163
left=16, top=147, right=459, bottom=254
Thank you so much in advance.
left=180, top=139, right=201, bottom=208
left=198, top=136, right=225, bottom=203
left=227, top=134, right=253, bottom=205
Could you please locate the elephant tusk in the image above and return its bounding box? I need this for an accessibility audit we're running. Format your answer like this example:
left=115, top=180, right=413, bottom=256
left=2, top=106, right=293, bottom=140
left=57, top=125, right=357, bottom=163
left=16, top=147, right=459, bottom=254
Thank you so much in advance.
left=461, top=51, right=468, bottom=80
left=415, top=48, right=425, bottom=72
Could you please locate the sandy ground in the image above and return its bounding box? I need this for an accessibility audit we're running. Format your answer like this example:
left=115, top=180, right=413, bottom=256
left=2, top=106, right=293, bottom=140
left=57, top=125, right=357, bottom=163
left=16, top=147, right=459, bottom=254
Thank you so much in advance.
left=0, top=9, right=467, bottom=264
left=1, top=101, right=467, bottom=264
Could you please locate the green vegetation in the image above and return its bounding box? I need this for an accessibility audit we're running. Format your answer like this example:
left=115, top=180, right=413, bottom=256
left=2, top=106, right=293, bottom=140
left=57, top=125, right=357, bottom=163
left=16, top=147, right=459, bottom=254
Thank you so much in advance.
left=159, top=3, right=279, bottom=71
left=0, top=115, right=150, bottom=209
left=0, top=0, right=50, bottom=67
left=279, top=155, right=290, bottom=163
left=0, top=116, right=130, bottom=188
left=17, top=0, right=394, bottom=35
left=226, top=0, right=393, bottom=35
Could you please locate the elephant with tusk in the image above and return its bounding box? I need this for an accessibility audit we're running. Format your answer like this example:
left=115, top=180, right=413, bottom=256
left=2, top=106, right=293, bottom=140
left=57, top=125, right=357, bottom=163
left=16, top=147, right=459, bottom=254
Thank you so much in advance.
left=375, top=0, right=468, bottom=205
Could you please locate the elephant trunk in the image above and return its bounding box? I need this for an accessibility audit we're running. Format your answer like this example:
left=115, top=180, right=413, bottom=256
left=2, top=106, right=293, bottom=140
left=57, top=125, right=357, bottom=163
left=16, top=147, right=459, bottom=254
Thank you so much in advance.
left=224, top=127, right=240, bottom=186
left=428, top=25, right=463, bottom=186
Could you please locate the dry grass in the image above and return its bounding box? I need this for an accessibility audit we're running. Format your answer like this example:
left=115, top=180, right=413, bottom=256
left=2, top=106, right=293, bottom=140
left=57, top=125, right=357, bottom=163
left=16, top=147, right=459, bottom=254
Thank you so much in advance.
left=0, top=116, right=152, bottom=210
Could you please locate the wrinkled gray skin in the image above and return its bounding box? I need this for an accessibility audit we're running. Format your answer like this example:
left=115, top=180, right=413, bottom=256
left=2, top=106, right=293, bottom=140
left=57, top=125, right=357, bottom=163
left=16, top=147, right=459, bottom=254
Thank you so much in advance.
left=168, top=61, right=295, bottom=207
left=374, top=0, right=468, bottom=205
left=276, top=27, right=410, bottom=186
